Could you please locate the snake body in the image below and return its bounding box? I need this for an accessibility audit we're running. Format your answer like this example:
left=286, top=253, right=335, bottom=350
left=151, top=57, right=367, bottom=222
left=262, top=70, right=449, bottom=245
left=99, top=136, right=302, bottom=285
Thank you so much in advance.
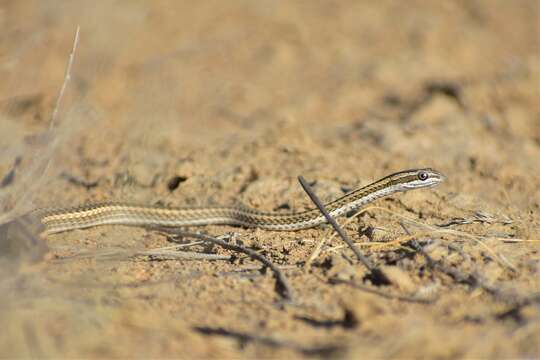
left=38, top=168, right=445, bottom=235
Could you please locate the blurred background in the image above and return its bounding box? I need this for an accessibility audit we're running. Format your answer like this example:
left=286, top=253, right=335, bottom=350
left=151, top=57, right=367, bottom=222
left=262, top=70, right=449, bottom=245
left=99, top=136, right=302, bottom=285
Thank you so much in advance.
left=1, top=1, right=538, bottom=209
left=0, top=1, right=538, bottom=358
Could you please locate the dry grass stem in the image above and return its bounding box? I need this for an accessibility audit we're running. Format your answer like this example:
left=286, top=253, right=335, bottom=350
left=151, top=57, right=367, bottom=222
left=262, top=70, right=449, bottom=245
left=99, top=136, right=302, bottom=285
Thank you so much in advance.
left=306, top=205, right=537, bottom=272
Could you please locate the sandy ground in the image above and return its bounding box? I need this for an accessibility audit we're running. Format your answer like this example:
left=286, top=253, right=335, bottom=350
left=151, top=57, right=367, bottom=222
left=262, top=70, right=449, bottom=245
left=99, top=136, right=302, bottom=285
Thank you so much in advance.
left=1, top=1, right=539, bottom=358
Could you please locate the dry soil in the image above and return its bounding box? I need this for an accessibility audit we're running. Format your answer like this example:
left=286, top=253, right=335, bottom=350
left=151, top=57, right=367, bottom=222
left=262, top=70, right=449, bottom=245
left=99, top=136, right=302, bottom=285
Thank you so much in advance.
left=0, top=1, right=539, bottom=358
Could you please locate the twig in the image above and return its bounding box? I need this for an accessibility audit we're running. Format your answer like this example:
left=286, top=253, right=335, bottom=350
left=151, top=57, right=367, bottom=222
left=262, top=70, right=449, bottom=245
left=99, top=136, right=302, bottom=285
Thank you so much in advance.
left=50, top=25, right=80, bottom=128
left=60, top=172, right=99, bottom=189
left=317, top=205, right=522, bottom=272
left=136, top=249, right=230, bottom=261
left=305, top=205, right=388, bottom=268
left=297, top=176, right=372, bottom=269
left=150, top=227, right=295, bottom=302
left=0, top=157, right=21, bottom=188
left=51, top=246, right=231, bottom=262
left=325, top=241, right=413, bottom=253
left=397, top=222, right=525, bottom=304
left=329, top=278, right=436, bottom=304
left=0, top=26, right=81, bottom=223
left=398, top=222, right=437, bottom=268
left=297, top=176, right=390, bottom=284
left=193, top=326, right=341, bottom=357
left=398, top=222, right=483, bottom=286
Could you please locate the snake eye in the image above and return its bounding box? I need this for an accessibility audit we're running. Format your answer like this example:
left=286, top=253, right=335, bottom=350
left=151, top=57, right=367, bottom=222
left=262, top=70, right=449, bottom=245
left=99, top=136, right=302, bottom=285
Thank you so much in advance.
left=418, top=171, right=429, bottom=181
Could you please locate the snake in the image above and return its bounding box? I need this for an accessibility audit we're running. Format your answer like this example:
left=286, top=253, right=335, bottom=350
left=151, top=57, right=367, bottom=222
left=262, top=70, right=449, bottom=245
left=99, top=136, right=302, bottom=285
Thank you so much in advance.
left=37, top=168, right=445, bottom=235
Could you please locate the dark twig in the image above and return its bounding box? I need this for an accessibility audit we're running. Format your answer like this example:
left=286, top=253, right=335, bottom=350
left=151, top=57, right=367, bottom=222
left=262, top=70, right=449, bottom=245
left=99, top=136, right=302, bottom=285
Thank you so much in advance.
left=298, top=176, right=390, bottom=284
left=0, top=156, right=21, bottom=188
left=329, top=277, right=436, bottom=304
left=297, top=176, right=372, bottom=270
left=398, top=222, right=436, bottom=268
left=150, top=227, right=294, bottom=302
left=51, top=247, right=231, bottom=262
left=61, top=172, right=99, bottom=189
left=398, top=222, right=528, bottom=305
left=399, top=221, right=481, bottom=286
left=193, top=326, right=342, bottom=357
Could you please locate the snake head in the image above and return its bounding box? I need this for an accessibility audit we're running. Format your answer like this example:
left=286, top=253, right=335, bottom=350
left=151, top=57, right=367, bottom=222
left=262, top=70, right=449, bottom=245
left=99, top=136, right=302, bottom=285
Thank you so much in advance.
left=397, top=168, right=446, bottom=190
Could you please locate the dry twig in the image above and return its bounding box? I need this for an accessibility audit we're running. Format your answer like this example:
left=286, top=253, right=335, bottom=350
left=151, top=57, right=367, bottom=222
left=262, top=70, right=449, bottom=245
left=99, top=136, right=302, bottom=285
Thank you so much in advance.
left=298, top=176, right=390, bottom=284
left=151, top=227, right=295, bottom=302
left=51, top=25, right=80, bottom=128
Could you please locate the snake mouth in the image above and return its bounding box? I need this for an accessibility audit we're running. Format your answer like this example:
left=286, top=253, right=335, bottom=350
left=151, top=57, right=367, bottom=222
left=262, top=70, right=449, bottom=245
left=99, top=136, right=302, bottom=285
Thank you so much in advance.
left=432, top=172, right=446, bottom=184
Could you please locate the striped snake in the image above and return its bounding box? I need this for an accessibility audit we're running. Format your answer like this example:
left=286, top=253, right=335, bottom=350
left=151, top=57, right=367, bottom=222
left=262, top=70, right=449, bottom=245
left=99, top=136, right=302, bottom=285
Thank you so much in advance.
left=38, top=168, right=445, bottom=235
